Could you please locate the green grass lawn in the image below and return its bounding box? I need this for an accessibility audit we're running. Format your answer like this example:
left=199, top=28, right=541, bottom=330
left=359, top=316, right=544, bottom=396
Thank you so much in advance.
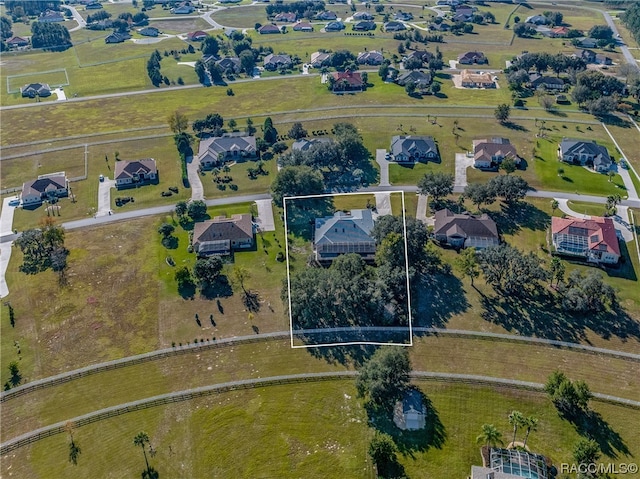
left=200, top=158, right=277, bottom=198
left=2, top=380, right=639, bottom=478
left=566, top=200, right=608, bottom=217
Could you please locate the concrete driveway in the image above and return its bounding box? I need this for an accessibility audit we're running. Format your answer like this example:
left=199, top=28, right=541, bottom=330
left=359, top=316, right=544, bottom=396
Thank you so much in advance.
left=454, top=152, right=474, bottom=189
left=186, top=155, right=204, bottom=201
left=0, top=196, right=19, bottom=298
left=374, top=192, right=392, bottom=216
left=254, top=199, right=275, bottom=232
left=0, top=197, right=18, bottom=236
left=96, top=177, right=116, bottom=217
left=376, top=149, right=391, bottom=187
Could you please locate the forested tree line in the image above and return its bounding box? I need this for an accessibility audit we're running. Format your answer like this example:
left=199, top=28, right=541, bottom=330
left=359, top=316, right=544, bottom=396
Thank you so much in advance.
left=30, top=21, right=71, bottom=51
left=265, top=0, right=325, bottom=18
left=6, top=0, right=61, bottom=17
left=621, top=4, right=640, bottom=46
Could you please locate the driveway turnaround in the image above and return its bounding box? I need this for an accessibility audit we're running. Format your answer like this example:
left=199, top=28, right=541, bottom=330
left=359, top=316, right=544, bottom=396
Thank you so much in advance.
left=375, top=149, right=390, bottom=187
left=255, top=199, right=275, bottom=232
left=96, top=178, right=115, bottom=217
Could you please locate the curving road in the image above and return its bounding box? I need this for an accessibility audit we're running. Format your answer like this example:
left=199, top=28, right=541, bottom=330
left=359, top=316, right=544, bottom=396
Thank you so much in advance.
left=60, top=4, right=87, bottom=32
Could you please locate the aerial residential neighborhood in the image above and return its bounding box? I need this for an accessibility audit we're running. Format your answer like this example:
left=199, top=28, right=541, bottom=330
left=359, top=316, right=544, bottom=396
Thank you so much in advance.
left=0, top=0, right=639, bottom=477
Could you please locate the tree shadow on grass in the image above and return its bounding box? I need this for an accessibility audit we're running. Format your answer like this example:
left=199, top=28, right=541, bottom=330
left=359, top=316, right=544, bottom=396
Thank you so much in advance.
left=141, top=466, right=159, bottom=479
left=605, top=241, right=637, bottom=281
left=367, top=389, right=447, bottom=458
left=200, top=275, right=233, bottom=300
left=413, top=273, right=469, bottom=328
left=501, top=121, right=528, bottom=132
left=306, top=343, right=379, bottom=367
left=178, top=282, right=196, bottom=300
left=488, top=202, right=550, bottom=236
left=561, top=408, right=630, bottom=459
left=480, top=289, right=640, bottom=344
left=243, top=289, right=261, bottom=312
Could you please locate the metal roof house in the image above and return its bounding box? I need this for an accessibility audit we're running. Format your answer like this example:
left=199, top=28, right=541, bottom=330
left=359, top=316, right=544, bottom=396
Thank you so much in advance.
left=314, top=209, right=376, bottom=263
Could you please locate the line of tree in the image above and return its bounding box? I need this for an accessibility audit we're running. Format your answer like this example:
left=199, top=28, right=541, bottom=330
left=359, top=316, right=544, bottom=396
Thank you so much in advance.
left=621, top=3, right=640, bottom=46
left=192, top=113, right=224, bottom=136
left=6, top=0, right=61, bottom=17
left=30, top=22, right=71, bottom=51
left=507, top=52, right=586, bottom=78
left=147, top=49, right=164, bottom=87
left=265, top=0, right=325, bottom=18
left=1, top=16, right=13, bottom=40
left=87, top=10, right=111, bottom=23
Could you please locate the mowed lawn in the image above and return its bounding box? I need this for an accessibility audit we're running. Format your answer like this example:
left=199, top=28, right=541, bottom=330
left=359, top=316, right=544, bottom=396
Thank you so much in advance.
left=2, top=381, right=639, bottom=478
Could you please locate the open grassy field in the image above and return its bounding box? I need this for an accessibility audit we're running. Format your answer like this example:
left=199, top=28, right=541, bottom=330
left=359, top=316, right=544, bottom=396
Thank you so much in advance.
left=2, top=379, right=639, bottom=478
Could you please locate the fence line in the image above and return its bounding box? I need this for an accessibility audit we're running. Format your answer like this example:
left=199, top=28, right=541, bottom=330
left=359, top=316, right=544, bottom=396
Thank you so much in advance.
left=2, top=370, right=638, bottom=455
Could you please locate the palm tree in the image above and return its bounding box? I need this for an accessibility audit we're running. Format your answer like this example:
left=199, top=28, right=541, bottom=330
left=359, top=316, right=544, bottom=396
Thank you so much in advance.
left=133, top=431, right=151, bottom=473
left=476, top=424, right=504, bottom=448
left=508, top=410, right=525, bottom=447
left=550, top=199, right=559, bottom=215
left=522, top=416, right=538, bottom=449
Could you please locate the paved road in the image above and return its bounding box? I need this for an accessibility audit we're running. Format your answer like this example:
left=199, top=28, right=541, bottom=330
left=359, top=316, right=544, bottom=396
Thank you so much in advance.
left=0, top=197, right=19, bottom=298
left=60, top=5, right=86, bottom=32
left=601, top=122, right=639, bottom=200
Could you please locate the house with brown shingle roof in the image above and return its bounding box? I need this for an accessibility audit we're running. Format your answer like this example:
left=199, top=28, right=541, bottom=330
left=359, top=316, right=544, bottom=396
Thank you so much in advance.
left=21, top=172, right=68, bottom=206
left=258, top=24, right=281, bottom=34
left=192, top=214, right=255, bottom=256
left=6, top=36, right=29, bottom=48
left=187, top=30, right=208, bottom=41
left=330, top=71, right=364, bottom=93
left=458, top=51, right=487, bottom=64
left=460, top=69, right=495, bottom=88
left=472, top=138, right=520, bottom=170
left=433, top=208, right=499, bottom=249
left=551, top=216, right=620, bottom=264
left=114, top=159, right=158, bottom=189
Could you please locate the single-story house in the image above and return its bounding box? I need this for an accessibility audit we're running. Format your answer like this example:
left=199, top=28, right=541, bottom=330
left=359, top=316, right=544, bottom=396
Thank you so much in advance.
left=192, top=214, right=255, bottom=256
left=258, top=24, right=281, bottom=34
left=390, top=135, right=438, bottom=162
left=595, top=54, right=612, bottom=65
left=396, top=70, right=432, bottom=89
left=330, top=71, right=364, bottom=93
left=105, top=32, right=131, bottom=43
left=314, top=209, right=376, bottom=263
left=529, top=74, right=565, bottom=91
left=293, top=21, right=313, bottom=31
left=452, top=12, right=472, bottom=22
left=187, top=30, right=208, bottom=41
left=6, top=36, right=29, bottom=48
left=85, top=1, right=103, bottom=9
left=473, top=138, right=520, bottom=169
left=139, top=26, right=159, bottom=37
left=21, top=83, right=51, bottom=98
left=384, top=21, right=406, bottom=31
left=460, top=69, right=495, bottom=88
left=353, top=11, right=374, bottom=21
left=558, top=138, right=611, bottom=173
left=357, top=50, right=383, bottom=65
left=39, top=10, right=65, bottom=22
left=550, top=26, right=570, bottom=37
left=394, top=11, right=413, bottom=21
left=404, top=50, right=434, bottom=65
left=393, top=389, right=426, bottom=431
left=552, top=216, right=620, bottom=264
left=171, top=2, right=195, bottom=14
left=315, top=11, right=337, bottom=21
left=310, top=51, right=331, bottom=67
left=325, top=21, right=345, bottom=31
left=433, top=208, right=500, bottom=249
left=263, top=53, right=292, bottom=70
left=21, top=173, right=69, bottom=206
left=198, top=135, right=257, bottom=169
left=353, top=20, right=376, bottom=31
left=574, top=49, right=596, bottom=63
left=455, top=6, right=475, bottom=17
left=525, top=14, right=548, bottom=25
left=575, top=37, right=598, bottom=48
left=458, top=51, right=487, bottom=64
left=216, top=56, right=242, bottom=73
left=292, top=138, right=332, bottom=151
left=114, top=159, right=158, bottom=189
left=274, top=12, right=297, bottom=22
left=429, top=22, right=450, bottom=31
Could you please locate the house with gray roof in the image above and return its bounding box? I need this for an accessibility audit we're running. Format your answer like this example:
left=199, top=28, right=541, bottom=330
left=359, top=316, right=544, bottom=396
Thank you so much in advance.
left=396, top=70, right=432, bottom=90
left=38, top=10, right=65, bottom=22
left=192, top=214, right=254, bottom=256
left=216, top=56, right=242, bottom=73
left=557, top=138, right=611, bottom=173
left=325, top=21, right=345, bottom=31
left=394, top=11, right=413, bottom=21
left=353, top=20, right=376, bottom=31
left=315, top=11, right=337, bottom=20
left=390, top=135, right=438, bottom=163
left=314, top=209, right=376, bottom=263
left=310, top=51, right=331, bottom=67
left=525, top=14, right=548, bottom=25
left=198, top=135, right=257, bottom=169
left=21, top=83, right=51, bottom=98
left=264, top=53, right=292, bottom=70
left=433, top=208, right=499, bottom=249
left=114, top=159, right=158, bottom=189
left=292, top=138, right=332, bottom=151
left=529, top=74, right=565, bottom=91
left=21, top=173, right=68, bottom=206
left=384, top=21, right=406, bottom=31
left=139, top=26, right=159, bottom=37
left=357, top=50, right=384, bottom=65
left=353, top=11, right=374, bottom=21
